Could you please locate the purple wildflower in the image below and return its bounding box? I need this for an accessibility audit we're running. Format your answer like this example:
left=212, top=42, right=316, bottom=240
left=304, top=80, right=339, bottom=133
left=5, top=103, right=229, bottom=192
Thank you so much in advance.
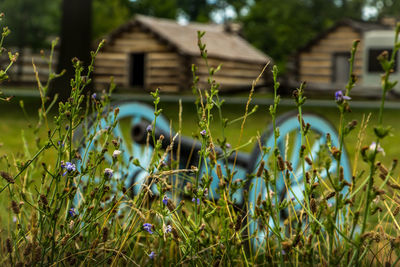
left=335, top=90, right=351, bottom=103
left=61, top=161, right=76, bottom=176
left=192, top=197, right=200, bottom=205
left=104, top=168, right=113, bottom=178
left=68, top=208, right=76, bottom=217
left=143, top=223, right=153, bottom=234
left=226, top=143, right=231, bottom=149
left=146, top=124, right=153, bottom=133
left=164, top=225, right=172, bottom=234
left=149, top=251, right=155, bottom=259
left=369, top=142, right=385, bottom=156
left=162, top=195, right=168, bottom=205
left=200, top=130, right=206, bottom=136
left=112, top=150, right=121, bottom=158
left=91, top=93, right=97, bottom=100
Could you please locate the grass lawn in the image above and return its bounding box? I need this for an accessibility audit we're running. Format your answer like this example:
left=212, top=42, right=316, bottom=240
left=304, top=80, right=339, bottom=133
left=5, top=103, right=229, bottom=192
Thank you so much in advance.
left=1, top=94, right=399, bottom=177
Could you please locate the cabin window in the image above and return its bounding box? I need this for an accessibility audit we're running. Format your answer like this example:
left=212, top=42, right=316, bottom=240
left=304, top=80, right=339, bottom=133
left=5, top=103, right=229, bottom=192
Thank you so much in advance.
left=129, top=53, right=145, bottom=87
left=368, top=48, right=397, bottom=73
left=332, top=52, right=350, bottom=84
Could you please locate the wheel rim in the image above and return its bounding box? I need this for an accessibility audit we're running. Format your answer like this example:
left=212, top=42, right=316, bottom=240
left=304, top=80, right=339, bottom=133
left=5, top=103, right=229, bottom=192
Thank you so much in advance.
left=247, top=112, right=352, bottom=251
left=73, top=102, right=172, bottom=208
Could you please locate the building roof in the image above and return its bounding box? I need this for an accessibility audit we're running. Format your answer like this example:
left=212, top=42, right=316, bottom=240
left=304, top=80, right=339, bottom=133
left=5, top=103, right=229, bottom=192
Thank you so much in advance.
left=105, top=15, right=270, bottom=64
left=298, top=18, right=391, bottom=53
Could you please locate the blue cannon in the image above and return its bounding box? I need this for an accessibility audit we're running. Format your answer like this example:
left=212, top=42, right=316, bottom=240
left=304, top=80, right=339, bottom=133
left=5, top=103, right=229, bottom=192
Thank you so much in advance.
left=74, top=101, right=352, bottom=251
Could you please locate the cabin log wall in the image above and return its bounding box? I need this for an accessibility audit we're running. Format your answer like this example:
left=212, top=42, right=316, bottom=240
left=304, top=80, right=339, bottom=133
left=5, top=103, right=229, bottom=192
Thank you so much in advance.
left=0, top=48, right=57, bottom=85
left=193, top=57, right=266, bottom=90
left=94, top=26, right=185, bottom=92
left=298, top=26, right=363, bottom=86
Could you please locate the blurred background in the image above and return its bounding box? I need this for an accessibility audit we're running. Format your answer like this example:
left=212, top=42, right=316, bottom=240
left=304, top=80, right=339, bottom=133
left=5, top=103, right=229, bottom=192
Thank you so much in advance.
left=1, top=0, right=399, bottom=73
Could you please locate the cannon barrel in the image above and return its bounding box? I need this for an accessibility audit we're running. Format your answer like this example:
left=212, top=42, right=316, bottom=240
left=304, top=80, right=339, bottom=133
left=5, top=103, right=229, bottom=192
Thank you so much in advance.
left=131, top=122, right=251, bottom=169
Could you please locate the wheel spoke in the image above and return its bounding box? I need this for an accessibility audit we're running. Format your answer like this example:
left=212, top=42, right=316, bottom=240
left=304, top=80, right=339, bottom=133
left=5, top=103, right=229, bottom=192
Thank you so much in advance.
left=289, top=132, right=302, bottom=171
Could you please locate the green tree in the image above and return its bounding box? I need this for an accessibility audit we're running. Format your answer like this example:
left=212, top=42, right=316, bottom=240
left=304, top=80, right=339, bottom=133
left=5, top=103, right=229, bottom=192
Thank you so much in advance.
left=92, top=0, right=132, bottom=39
left=241, top=0, right=367, bottom=70
left=0, top=0, right=60, bottom=50
left=369, top=0, right=400, bottom=18
left=131, top=0, right=178, bottom=19
left=178, top=0, right=214, bottom=22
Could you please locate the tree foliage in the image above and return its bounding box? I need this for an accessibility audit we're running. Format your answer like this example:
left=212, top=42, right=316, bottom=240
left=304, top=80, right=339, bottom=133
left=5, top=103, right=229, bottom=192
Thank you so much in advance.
left=0, top=0, right=60, bottom=50
left=92, top=0, right=132, bottom=39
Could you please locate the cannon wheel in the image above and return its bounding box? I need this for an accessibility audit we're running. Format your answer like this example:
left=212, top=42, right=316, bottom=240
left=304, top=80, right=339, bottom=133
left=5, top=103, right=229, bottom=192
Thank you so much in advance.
left=246, top=112, right=352, bottom=251
left=73, top=101, right=172, bottom=207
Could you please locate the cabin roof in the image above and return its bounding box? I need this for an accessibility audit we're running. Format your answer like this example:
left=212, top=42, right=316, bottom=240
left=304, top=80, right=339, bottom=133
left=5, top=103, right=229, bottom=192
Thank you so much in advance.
left=105, top=15, right=270, bottom=64
left=298, top=18, right=391, bottom=53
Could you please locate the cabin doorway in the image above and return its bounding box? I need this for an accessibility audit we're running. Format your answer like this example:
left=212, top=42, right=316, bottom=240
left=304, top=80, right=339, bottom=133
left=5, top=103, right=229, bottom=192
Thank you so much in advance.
left=129, top=53, right=145, bottom=87
left=332, top=52, right=350, bottom=84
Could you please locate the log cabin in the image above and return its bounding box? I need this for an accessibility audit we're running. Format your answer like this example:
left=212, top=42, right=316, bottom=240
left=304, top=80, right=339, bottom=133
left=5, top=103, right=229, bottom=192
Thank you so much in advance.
left=93, top=15, right=271, bottom=92
left=293, top=19, right=396, bottom=97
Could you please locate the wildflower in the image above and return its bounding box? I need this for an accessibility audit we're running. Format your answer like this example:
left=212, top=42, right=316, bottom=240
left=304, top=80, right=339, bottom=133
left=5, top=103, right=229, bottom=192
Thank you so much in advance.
left=57, top=141, right=64, bottom=147
left=68, top=208, right=76, bottom=217
left=335, top=90, right=351, bottom=103
left=112, top=150, right=121, bottom=158
left=268, top=190, right=275, bottom=198
left=369, top=142, right=385, bottom=156
left=164, top=225, right=172, bottom=234
left=162, top=195, right=169, bottom=205
left=91, top=93, right=97, bottom=100
left=192, top=197, right=200, bottom=205
left=146, top=124, right=153, bottom=133
left=226, top=143, right=231, bottom=149
left=104, top=168, right=113, bottom=178
left=149, top=251, right=155, bottom=259
left=200, top=130, right=206, bottom=136
left=143, top=223, right=153, bottom=234
left=61, top=161, right=76, bottom=176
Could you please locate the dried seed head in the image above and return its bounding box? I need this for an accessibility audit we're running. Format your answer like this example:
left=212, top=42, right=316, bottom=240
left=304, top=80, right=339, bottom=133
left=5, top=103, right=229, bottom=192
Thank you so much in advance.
left=102, top=227, right=109, bottom=242
left=23, top=242, right=32, bottom=256
left=305, top=172, right=310, bottom=184
left=277, top=155, right=285, bottom=171
left=11, top=200, right=20, bottom=214
left=61, top=234, right=70, bottom=246
left=40, top=194, right=48, bottom=206
left=216, top=164, right=223, bottom=180
left=171, top=227, right=180, bottom=240
left=6, top=238, right=12, bottom=253
left=235, top=213, right=242, bottom=232
left=300, top=145, right=306, bottom=158
left=378, top=162, right=389, bottom=176
left=256, top=161, right=265, bottom=177
left=310, top=198, right=317, bottom=213
left=394, top=206, right=400, bottom=216
left=390, top=182, right=400, bottom=190
left=305, top=156, right=313, bottom=166
left=325, top=191, right=336, bottom=200
left=257, top=193, right=262, bottom=206
left=311, top=182, right=319, bottom=189
left=167, top=199, right=176, bottom=212
left=286, top=161, right=293, bottom=172
left=0, top=171, right=14, bottom=184
left=339, top=166, right=344, bottom=182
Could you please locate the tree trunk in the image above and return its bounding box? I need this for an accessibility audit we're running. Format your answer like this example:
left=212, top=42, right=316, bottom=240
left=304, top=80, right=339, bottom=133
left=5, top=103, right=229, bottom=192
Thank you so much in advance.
left=49, top=0, right=92, bottom=101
